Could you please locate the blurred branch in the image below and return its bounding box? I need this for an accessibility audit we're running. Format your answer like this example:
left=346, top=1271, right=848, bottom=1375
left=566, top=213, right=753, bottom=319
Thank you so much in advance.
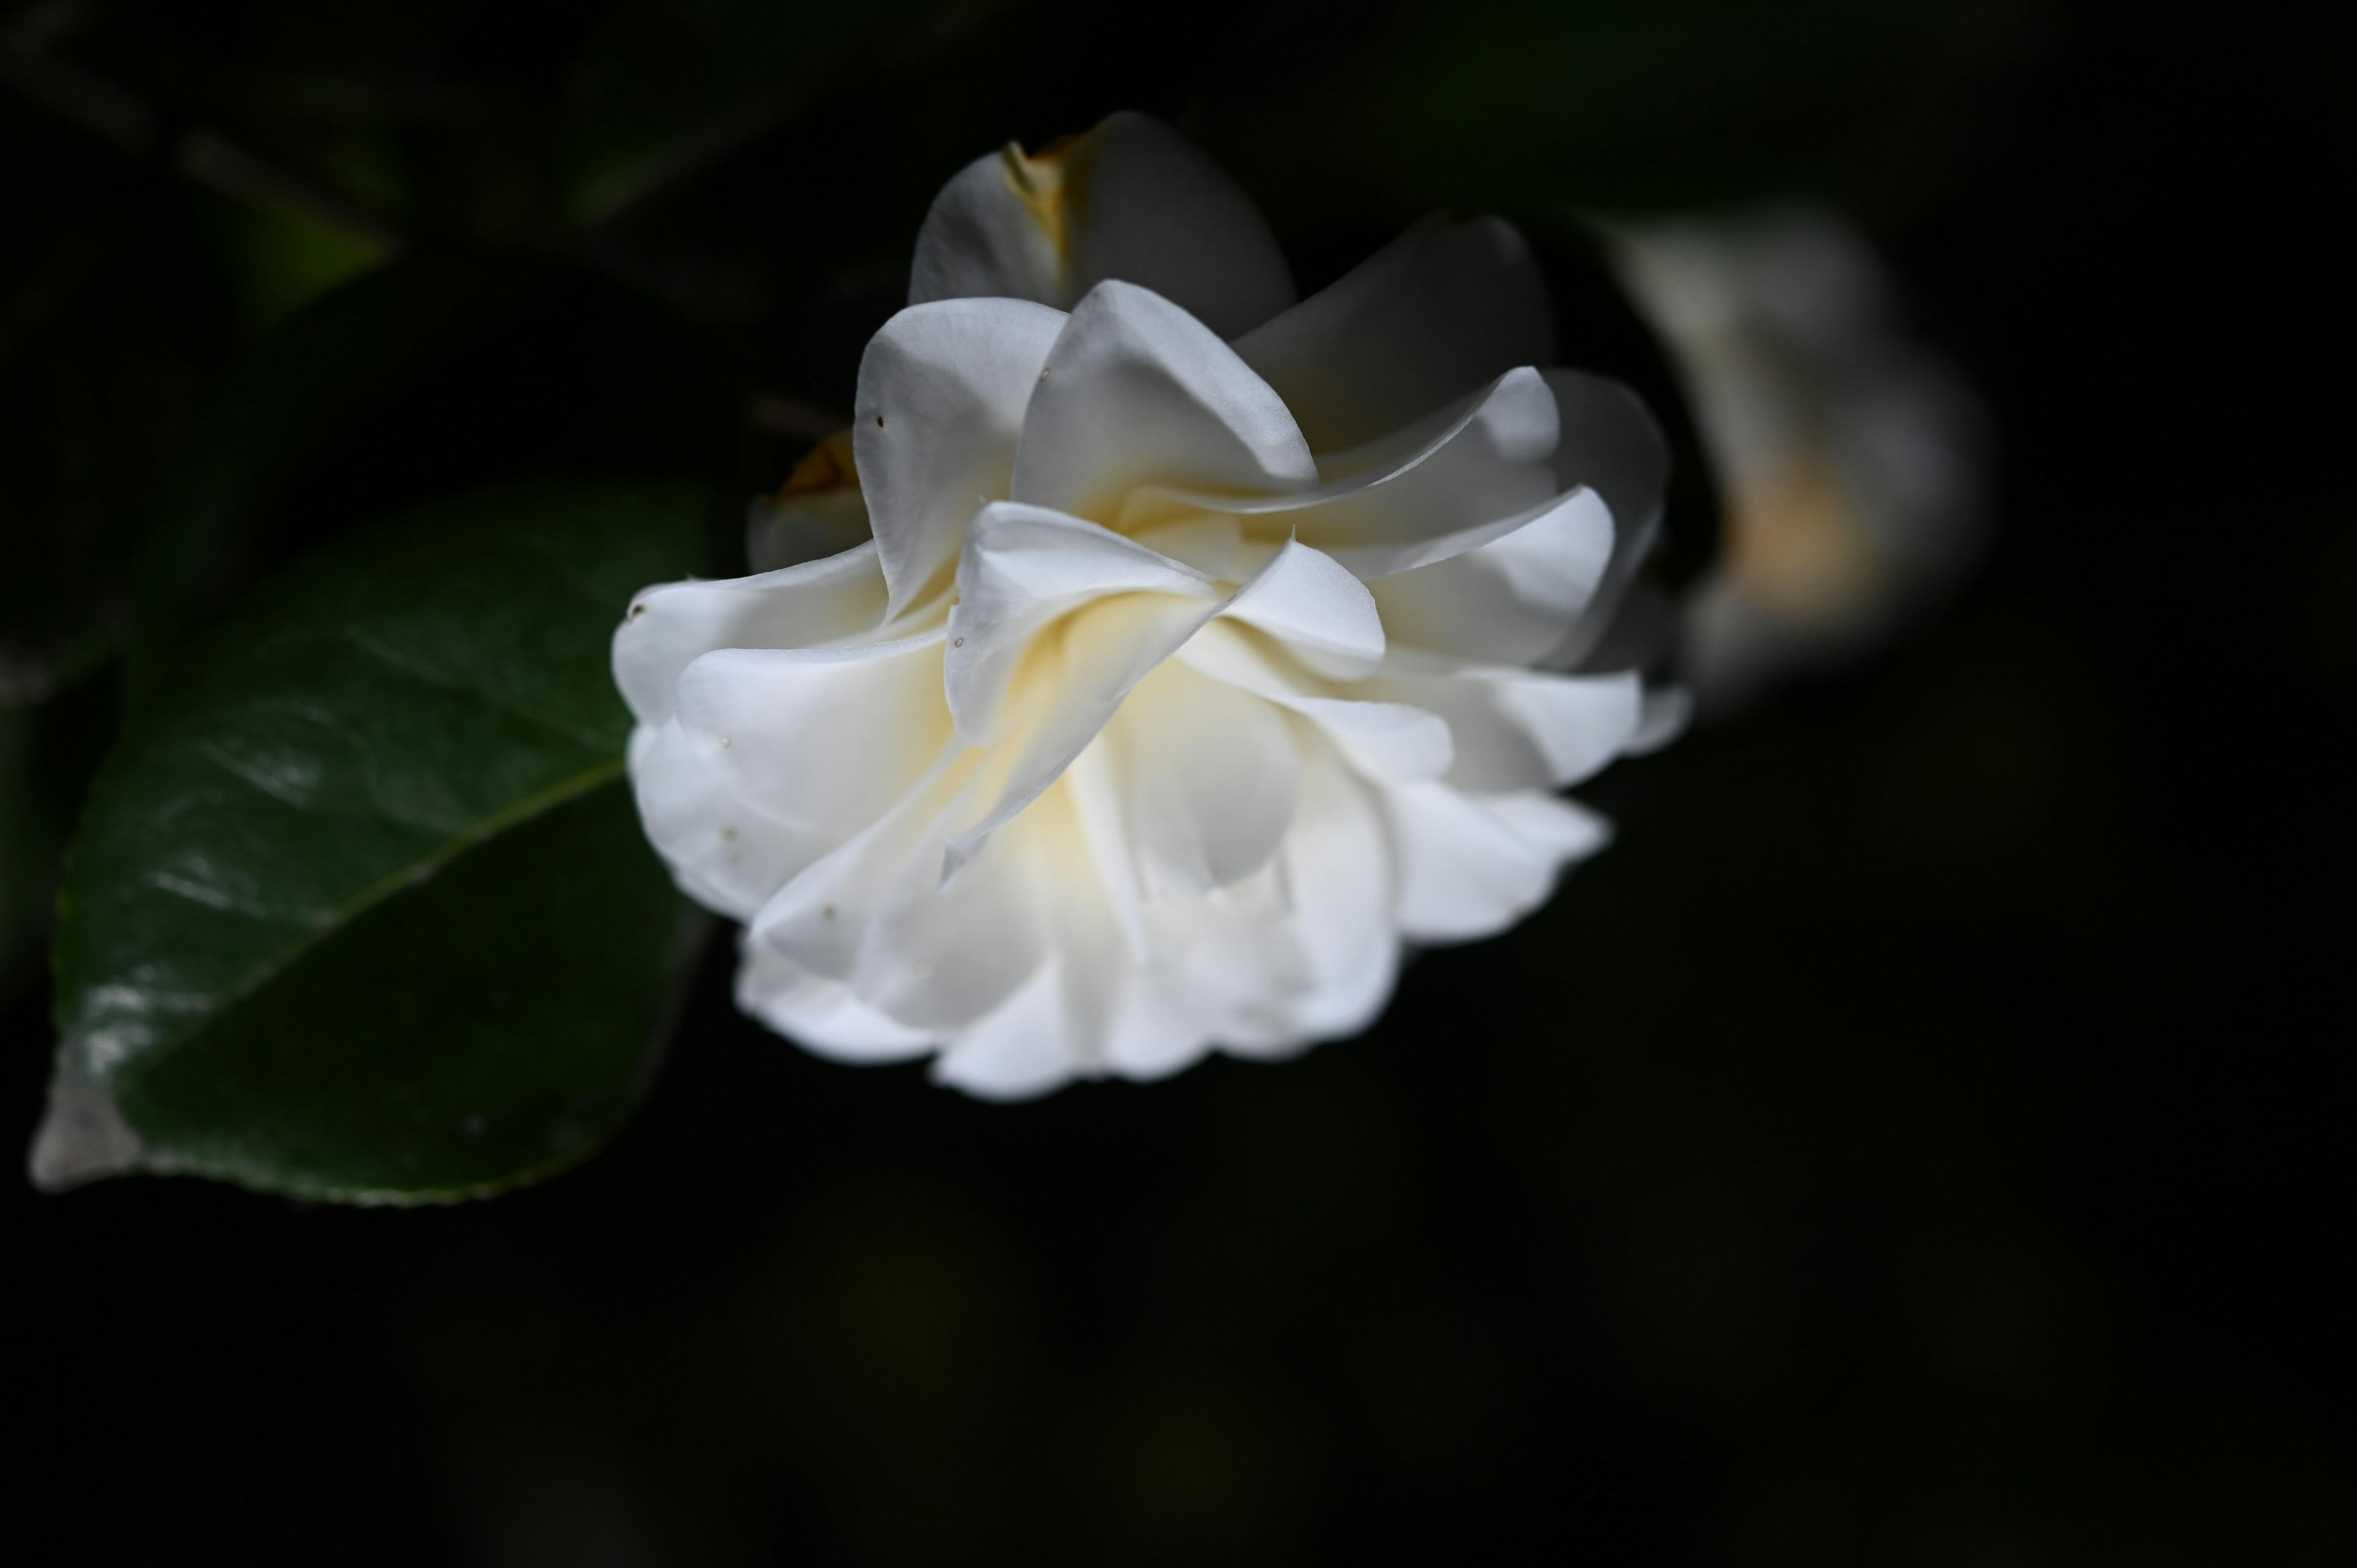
left=0, top=41, right=406, bottom=255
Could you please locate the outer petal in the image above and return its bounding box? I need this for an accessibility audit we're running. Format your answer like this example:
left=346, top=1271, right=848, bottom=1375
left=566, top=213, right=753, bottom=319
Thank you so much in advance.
left=1234, top=213, right=1554, bottom=453
left=735, top=941, right=935, bottom=1064
left=1390, top=784, right=1611, bottom=943
left=627, top=720, right=816, bottom=922
left=613, top=543, right=888, bottom=726
left=752, top=751, right=1053, bottom=1033
left=931, top=961, right=1078, bottom=1101
left=671, top=634, right=953, bottom=844
left=854, top=298, right=1069, bottom=617
left=908, top=112, right=1295, bottom=339
left=1541, top=370, right=1674, bottom=669
left=1013, top=280, right=1317, bottom=522
left=1368, top=488, right=1616, bottom=665
left=1373, top=668, right=1644, bottom=792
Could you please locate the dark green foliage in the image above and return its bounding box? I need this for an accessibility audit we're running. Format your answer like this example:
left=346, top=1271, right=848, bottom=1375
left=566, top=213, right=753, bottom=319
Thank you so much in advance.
left=47, top=484, right=703, bottom=1200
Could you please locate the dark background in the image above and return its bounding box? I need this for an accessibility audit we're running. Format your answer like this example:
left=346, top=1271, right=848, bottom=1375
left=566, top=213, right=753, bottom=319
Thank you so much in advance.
left=4, top=0, right=2351, bottom=1562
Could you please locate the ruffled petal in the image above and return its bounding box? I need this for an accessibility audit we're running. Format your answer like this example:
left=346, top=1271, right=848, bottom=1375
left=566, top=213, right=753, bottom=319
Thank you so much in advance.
left=1214, top=536, right=1385, bottom=676
left=626, top=720, right=819, bottom=922
left=908, top=112, right=1295, bottom=340
left=854, top=298, right=1069, bottom=617
left=672, top=633, right=953, bottom=844
left=734, top=940, right=935, bottom=1064
left=946, top=503, right=1217, bottom=743
left=612, top=543, right=888, bottom=727
left=945, top=589, right=1218, bottom=875
left=1233, top=213, right=1554, bottom=454
left=1102, top=660, right=1299, bottom=899
left=1175, top=621, right=1452, bottom=784
left=931, top=960, right=1078, bottom=1100
left=1126, top=368, right=1563, bottom=579
left=1368, top=488, right=1616, bottom=664
left=1541, top=370, right=1673, bottom=669
left=752, top=751, right=1052, bottom=1033
left=1256, top=745, right=1399, bottom=1043
left=1389, top=784, right=1611, bottom=943
left=1013, top=280, right=1317, bottom=522
left=1373, top=668, right=1643, bottom=791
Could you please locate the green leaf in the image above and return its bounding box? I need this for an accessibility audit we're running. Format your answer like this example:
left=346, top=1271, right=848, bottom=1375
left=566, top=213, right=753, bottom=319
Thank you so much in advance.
left=36, top=482, right=707, bottom=1203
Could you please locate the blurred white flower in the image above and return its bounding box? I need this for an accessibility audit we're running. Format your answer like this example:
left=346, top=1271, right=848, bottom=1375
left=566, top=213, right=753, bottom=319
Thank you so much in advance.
left=616, top=113, right=1679, bottom=1099
left=1606, top=210, right=1986, bottom=712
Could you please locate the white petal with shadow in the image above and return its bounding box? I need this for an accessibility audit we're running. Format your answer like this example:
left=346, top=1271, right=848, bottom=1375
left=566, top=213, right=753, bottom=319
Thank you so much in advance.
left=1013, top=280, right=1317, bottom=522
left=1390, top=784, right=1611, bottom=942
left=909, top=112, right=1295, bottom=339
left=613, top=543, right=888, bottom=726
left=854, top=298, right=1067, bottom=617
left=946, top=503, right=1216, bottom=743
left=1234, top=213, right=1554, bottom=453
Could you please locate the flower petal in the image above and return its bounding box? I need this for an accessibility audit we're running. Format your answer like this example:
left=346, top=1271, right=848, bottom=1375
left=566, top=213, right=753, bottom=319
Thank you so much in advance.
left=1368, top=487, right=1616, bottom=664
left=908, top=112, right=1295, bottom=339
left=1104, top=660, right=1299, bottom=899
left=753, top=751, right=1055, bottom=1033
left=1233, top=213, right=1554, bottom=454
left=1012, top=280, right=1317, bottom=522
left=1126, top=367, right=1562, bottom=565
left=931, top=960, right=1078, bottom=1101
left=1175, top=621, right=1453, bottom=784
left=1374, top=668, right=1643, bottom=791
left=1256, top=746, right=1399, bottom=1042
left=1215, top=536, right=1385, bottom=677
left=946, top=503, right=1217, bottom=744
left=854, top=298, right=1069, bottom=617
left=1542, top=370, right=1673, bottom=669
left=673, top=635, right=953, bottom=844
left=734, top=941, right=935, bottom=1064
left=1389, top=784, right=1611, bottom=942
left=626, top=720, right=818, bottom=922
left=945, top=589, right=1218, bottom=877
left=613, top=542, right=888, bottom=726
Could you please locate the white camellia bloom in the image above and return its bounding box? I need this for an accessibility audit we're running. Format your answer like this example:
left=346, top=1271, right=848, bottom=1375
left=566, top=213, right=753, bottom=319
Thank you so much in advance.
left=1605, top=210, right=1986, bottom=712
left=617, top=113, right=1682, bottom=1099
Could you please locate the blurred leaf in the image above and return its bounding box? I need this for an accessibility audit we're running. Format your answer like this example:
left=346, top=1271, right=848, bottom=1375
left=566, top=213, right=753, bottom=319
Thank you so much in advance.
left=1201, top=0, right=2031, bottom=220
left=38, top=483, right=704, bottom=1203
left=214, top=199, right=392, bottom=328
left=0, top=95, right=239, bottom=706
left=127, top=247, right=739, bottom=703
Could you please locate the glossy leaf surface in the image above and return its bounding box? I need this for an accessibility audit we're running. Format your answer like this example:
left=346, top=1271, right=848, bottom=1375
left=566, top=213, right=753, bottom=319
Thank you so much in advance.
left=41, top=484, right=705, bottom=1202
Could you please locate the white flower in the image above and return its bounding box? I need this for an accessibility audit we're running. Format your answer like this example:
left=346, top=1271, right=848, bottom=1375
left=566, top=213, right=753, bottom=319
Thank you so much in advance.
left=1604, top=209, right=1987, bottom=711
left=616, top=112, right=1681, bottom=1100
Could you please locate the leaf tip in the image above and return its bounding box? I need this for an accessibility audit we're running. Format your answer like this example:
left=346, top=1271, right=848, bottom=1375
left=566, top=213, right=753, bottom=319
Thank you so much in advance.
left=26, top=1054, right=147, bottom=1194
